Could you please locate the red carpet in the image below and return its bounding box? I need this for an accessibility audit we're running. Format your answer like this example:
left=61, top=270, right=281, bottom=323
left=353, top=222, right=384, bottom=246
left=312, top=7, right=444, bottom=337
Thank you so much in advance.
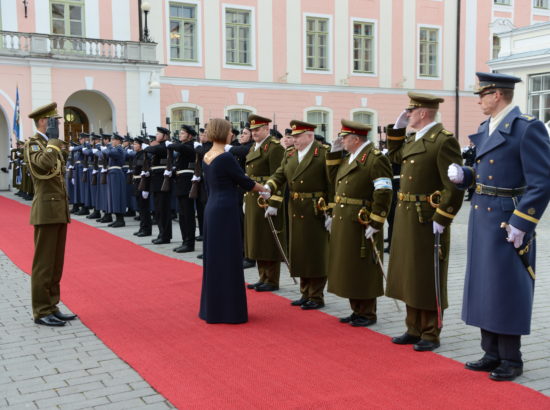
left=0, top=195, right=548, bottom=409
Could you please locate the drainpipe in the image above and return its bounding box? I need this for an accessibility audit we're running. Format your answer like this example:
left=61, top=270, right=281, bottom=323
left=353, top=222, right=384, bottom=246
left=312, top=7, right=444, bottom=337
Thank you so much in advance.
left=138, top=0, right=144, bottom=42
left=455, top=0, right=461, bottom=139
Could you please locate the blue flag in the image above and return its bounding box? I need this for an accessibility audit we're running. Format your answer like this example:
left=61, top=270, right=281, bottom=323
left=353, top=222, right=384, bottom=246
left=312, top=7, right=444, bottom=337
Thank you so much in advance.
left=12, top=87, right=20, bottom=141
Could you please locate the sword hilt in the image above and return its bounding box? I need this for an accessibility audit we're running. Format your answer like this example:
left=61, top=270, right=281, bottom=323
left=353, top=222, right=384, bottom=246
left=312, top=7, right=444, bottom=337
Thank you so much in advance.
left=257, top=196, right=269, bottom=209
left=357, top=207, right=370, bottom=226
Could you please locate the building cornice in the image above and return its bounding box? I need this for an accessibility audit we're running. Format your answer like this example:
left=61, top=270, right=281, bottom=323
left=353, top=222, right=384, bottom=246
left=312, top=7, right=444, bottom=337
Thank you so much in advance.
left=0, top=56, right=164, bottom=72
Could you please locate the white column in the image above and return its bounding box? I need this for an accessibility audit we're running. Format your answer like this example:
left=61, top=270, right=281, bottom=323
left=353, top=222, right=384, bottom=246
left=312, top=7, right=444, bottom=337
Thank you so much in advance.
left=204, top=0, right=221, bottom=79
left=258, top=0, right=274, bottom=82
left=334, top=0, right=349, bottom=85
left=30, top=64, right=52, bottom=109
left=379, top=0, right=392, bottom=88
left=35, top=0, right=49, bottom=34
left=149, top=0, right=165, bottom=64
left=85, top=0, right=100, bottom=38
left=464, top=0, right=478, bottom=91
left=112, top=0, right=131, bottom=41
left=1, top=0, right=18, bottom=31
left=126, top=71, right=141, bottom=135
left=402, top=0, right=416, bottom=89
left=286, top=0, right=301, bottom=84
left=139, top=69, right=161, bottom=131
left=443, top=0, right=458, bottom=91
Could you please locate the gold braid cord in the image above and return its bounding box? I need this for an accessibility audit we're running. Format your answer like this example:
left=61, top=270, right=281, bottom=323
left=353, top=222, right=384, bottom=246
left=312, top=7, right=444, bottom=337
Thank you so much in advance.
left=24, top=139, right=62, bottom=181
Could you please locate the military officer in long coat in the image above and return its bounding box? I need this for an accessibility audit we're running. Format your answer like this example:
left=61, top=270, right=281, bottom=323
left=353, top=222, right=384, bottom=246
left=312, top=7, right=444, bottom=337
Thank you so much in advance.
left=325, top=119, right=393, bottom=326
left=386, top=93, right=464, bottom=351
left=448, top=72, right=550, bottom=381
left=264, top=120, right=332, bottom=309
left=104, top=133, right=127, bottom=227
left=24, top=103, right=77, bottom=326
left=244, top=114, right=286, bottom=292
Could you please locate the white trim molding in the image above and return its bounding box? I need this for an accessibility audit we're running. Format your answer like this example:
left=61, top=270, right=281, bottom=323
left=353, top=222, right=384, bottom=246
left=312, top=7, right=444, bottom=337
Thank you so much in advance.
left=224, top=104, right=257, bottom=117
left=350, top=107, right=378, bottom=142
left=165, top=0, right=203, bottom=67
left=416, top=24, right=443, bottom=81
left=222, top=3, right=257, bottom=71
left=165, top=102, right=204, bottom=126
left=303, top=13, right=334, bottom=75
left=304, top=105, right=333, bottom=140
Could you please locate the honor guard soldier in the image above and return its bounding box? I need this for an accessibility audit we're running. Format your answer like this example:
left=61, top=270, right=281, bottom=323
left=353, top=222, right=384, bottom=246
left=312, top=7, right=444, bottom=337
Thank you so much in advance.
left=145, top=127, right=172, bottom=244
left=86, top=133, right=102, bottom=220
left=264, top=120, right=331, bottom=309
left=325, top=119, right=393, bottom=326
left=170, top=125, right=198, bottom=253
left=96, top=133, right=113, bottom=223
left=244, top=114, right=286, bottom=292
left=122, top=134, right=137, bottom=217
left=79, top=134, right=93, bottom=215
left=104, top=133, right=127, bottom=227
left=70, top=133, right=89, bottom=215
left=132, top=137, right=153, bottom=236
left=24, top=102, right=76, bottom=326
left=448, top=73, right=550, bottom=381
left=386, top=92, right=464, bottom=351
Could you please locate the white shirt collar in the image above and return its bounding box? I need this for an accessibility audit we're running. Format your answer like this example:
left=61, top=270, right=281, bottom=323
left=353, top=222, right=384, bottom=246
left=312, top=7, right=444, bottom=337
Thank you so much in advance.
left=414, top=121, right=438, bottom=141
left=297, top=141, right=314, bottom=163
left=348, top=140, right=371, bottom=164
left=489, top=103, right=516, bottom=136
left=37, top=131, right=48, bottom=141
left=254, top=135, right=270, bottom=151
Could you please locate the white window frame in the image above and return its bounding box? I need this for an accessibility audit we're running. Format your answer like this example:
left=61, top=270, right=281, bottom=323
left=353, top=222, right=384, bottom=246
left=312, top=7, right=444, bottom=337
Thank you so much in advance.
left=165, top=0, right=202, bottom=67
left=417, top=24, right=442, bottom=80
left=166, top=103, right=203, bottom=133
left=533, top=0, right=550, bottom=16
left=222, top=4, right=256, bottom=70
left=350, top=108, right=378, bottom=142
left=304, top=106, right=333, bottom=140
left=50, top=0, right=85, bottom=37
left=493, top=0, right=514, bottom=12
left=303, top=13, right=333, bottom=75
left=225, top=105, right=257, bottom=128
left=350, top=17, right=377, bottom=77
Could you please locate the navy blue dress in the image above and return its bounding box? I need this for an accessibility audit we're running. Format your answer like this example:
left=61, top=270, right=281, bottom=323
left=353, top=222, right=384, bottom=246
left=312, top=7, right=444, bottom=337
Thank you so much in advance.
left=199, top=152, right=256, bottom=324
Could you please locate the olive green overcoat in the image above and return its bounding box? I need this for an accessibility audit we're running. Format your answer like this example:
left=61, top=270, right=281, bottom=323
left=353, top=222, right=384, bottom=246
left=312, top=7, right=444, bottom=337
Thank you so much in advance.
left=266, top=141, right=332, bottom=278
left=244, top=137, right=286, bottom=261
left=326, top=143, right=393, bottom=299
left=386, top=123, right=464, bottom=310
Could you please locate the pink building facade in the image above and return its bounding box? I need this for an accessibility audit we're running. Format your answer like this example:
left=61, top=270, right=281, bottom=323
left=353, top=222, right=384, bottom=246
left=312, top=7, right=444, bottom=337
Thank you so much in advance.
left=1, top=0, right=549, bottom=190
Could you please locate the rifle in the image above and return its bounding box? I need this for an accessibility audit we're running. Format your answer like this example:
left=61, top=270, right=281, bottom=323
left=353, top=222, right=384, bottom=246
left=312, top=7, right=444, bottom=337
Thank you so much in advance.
left=377, top=126, right=387, bottom=150
left=68, top=144, right=75, bottom=180
left=46, top=117, right=60, bottom=140
left=100, top=144, right=108, bottom=185
left=127, top=154, right=134, bottom=184
left=189, top=149, right=201, bottom=199
left=91, top=148, right=99, bottom=186
left=161, top=145, right=173, bottom=192
left=138, top=152, right=150, bottom=191
left=82, top=144, right=89, bottom=183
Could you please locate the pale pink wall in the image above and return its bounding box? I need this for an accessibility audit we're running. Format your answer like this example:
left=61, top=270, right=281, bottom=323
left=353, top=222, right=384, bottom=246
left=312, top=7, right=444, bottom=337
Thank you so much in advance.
left=17, top=0, right=35, bottom=33
left=272, top=0, right=287, bottom=84
left=130, top=0, right=141, bottom=42
left=0, top=66, right=33, bottom=139
left=478, top=1, right=493, bottom=71
left=415, top=0, right=444, bottom=91
left=392, top=0, right=404, bottom=89
left=99, top=0, right=113, bottom=40
left=514, top=3, right=531, bottom=27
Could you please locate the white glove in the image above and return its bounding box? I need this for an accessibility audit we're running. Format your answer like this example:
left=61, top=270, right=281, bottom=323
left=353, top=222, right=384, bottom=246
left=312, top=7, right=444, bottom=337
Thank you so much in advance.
left=394, top=110, right=409, bottom=129
left=193, top=141, right=202, bottom=149
left=100, top=168, right=108, bottom=173
left=260, top=191, right=271, bottom=200
left=263, top=184, right=271, bottom=193
left=71, top=178, right=75, bottom=185
left=69, top=146, right=74, bottom=151
left=447, top=163, right=464, bottom=184
left=330, top=136, right=344, bottom=152
left=324, top=216, right=332, bottom=233
left=142, top=143, right=149, bottom=149
left=83, top=168, right=88, bottom=172
left=224, top=144, right=232, bottom=152
left=92, top=169, right=99, bottom=174
left=68, top=165, right=74, bottom=169
left=365, top=226, right=379, bottom=240
left=127, top=169, right=133, bottom=174
left=92, top=148, right=98, bottom=154
left=101, top=146, right=107, bottom=152
left=127, top=148, right=133, bottom=153
left=242, top=202, right=245, bottom=214
left=433, top=221, right=445, bottom=235
left=505, top=224, right=525, bottom=249
left=165, top=140, right=172, bottom=147
left=163, top=170, right=172, bottom=177
left=140, top=171, right=150, bottom=177
left=264, top=206, right=278, bottom=218
left=191, top=175, right=201, bottom=182
left=142, top=191, right=149, bottom=199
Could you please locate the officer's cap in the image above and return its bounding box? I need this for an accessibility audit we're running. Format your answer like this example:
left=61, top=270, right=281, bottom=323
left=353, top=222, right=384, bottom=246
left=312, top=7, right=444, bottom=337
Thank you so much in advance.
left=133, top=137, right=144, bottom=145
left=339, top=119, right=371, bottom=137
left=407, top=92, right=444, bottom=110
left=28, top=102, right=62, bottom=120
left=90, top=132, right=101, bottom=140
left=101, top=133, right=111, bottom=140
left=289, top=120, right=316, bottom=135
left=157, top=126, right=170, bottom=136
left=248, top=114, right=272, bottom=130
left=181, top=124, right=197, bottom=136
left=79, top=132, right=90, bottom=139
left=474, top=72, right=521, bottom=95
left=112, top=132, right=123, bottom=141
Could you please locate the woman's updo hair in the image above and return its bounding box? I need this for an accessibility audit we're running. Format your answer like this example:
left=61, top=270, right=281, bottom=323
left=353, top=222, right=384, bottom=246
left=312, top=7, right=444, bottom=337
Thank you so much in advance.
left=207, top=118, right=232, bottom=143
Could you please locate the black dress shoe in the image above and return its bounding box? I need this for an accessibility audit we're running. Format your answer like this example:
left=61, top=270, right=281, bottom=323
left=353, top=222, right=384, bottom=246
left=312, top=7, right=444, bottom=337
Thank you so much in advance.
left=110, top=220, right=125, bottom=228
left=350, top=317, right=377, bottom=327
left=255, top=283, right=279, bottom=292
left=290, top=297, right=308, bottom=306
left=465, top=357, right=501, bottom=372
left=489, top=361, right=523, bottom=381
left=133, top=231, right=141, bottom=236
left=197, top=254, right=203, bottom=259
left=196, top=235, right=203, bottom=241
left=136, top=231, right=152, bottom=237
left=301, top=300, right=324, bottom=310
left=76, top=208, right=90, bottom=216
left=53, top=311, right=77, bottom=321
left=247, top=281, right=262, bottom=289
left=243, top=259, right=256, bottom=269
left=173, top=245, right=195, bottom=253
left=392, top=332, right=421, bottom=345
left=384, top=247, right=390, bottom=253
left=152, top=238, right=170, bottom=244
left=413, top=339, right=440, bottom=351
left=34, top=314, right=66, bottom=327
left=134, top=216, right=141, bottom=221
left=124, top=210, right=136, bottom=217
left=87, top=211, right=101, bottom=219
left=339, top=313, right=359, bottom=323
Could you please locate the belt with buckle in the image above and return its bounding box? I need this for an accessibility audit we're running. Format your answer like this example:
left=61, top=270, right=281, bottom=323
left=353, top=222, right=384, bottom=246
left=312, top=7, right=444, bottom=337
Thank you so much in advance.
left=398, top=191, right=442, bottom=208
left=334, top=196, right=371, bottom=206
left=290, top=191, right=326, bottom=200
left=475, top=184, right=526, bottom=197
left=150, top=166, right=165, bottom=171
left=176, top=169, right=194, bottom=175
left=108, top=166, right=122, bottom=170
left=252, top=176, right=269, bottom=183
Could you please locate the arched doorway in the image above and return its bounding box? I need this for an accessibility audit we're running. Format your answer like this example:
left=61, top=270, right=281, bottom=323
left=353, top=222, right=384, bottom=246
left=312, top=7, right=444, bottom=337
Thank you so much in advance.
left=63, top=106, right=89, bottom=142
left=0, top=105, right=10, bottom=190
left=64, top=90, right=115, bottom=138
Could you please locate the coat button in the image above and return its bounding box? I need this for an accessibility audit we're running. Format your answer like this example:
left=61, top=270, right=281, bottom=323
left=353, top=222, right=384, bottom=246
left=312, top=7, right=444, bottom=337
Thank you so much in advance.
left=410, top=160, right=415, bottom=164
left=403, top=160, right=407, bottom=164
left=487, top=207, right=492, bottom=212
left=339, top=216, right=343, bottom=220
left=488, top=175, right=493, bottom=180
left=293, top=214, right=296, bottom=218
left=340, top=204, right=344, bottom=208
left=474, top=205, right=478, bottom=209
left=476, top=175, right=480, bottom=179
left=408, top=176, right=412, bottom=180
left=300, top=215, right=304, bottom=219
left=300, top=180, right=304, bottom=184
left=477, top=160, right=480, bottom=163
left=400, top=174, right=404, bottom=178
left=489, top=159, right=494, bottom=164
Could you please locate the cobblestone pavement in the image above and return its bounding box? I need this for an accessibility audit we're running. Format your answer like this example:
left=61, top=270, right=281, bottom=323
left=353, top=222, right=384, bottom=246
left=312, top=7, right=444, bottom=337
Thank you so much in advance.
left=1, top=190, right=549, bottom=409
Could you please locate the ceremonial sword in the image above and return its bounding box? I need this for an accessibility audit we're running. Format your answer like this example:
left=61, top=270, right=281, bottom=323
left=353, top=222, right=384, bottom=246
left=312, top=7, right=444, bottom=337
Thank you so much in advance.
left=257, top=197, right=297, bottom=285
left=433, top=232, right=443, bottom=329
left=357, top=209, right=402, bottom=312
left=500, top=222, right=536, bottom=280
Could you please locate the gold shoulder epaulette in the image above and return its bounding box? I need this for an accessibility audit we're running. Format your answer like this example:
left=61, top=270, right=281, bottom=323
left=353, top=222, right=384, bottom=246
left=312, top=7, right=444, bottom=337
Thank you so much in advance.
left=373, top=149, right=381, bottom=155
left=322, top=144, right=330, bottom=149
left=520, top=114, right=535, bottom=121
left=285, top=146, right=295, bottom=152
left=271, top=137, right=280, bottom=144
left=442, top=129, right=453, bottom=136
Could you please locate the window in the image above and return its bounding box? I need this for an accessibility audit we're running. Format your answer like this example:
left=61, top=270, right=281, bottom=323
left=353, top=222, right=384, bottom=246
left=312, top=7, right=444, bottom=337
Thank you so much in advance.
left=419, top=27, right=439, bottom=78
left=492, top=35, right=501, bottom=59
left=352, top=111, right=374, bottom=139
left=353, top=21, right=374, bottom=74
left=50, top=0, right=84, bottom=37
left=534, top=0, right=549, bottom=9
left=225, top=9, right=252, bottom=65
left=171, top=107, right=198, bottom=132
left=306, top=17, right=329, bottom=71
left=494, top=0, right=511, bottom=4
left=529, top=73, right=550, bottom=123
left=169, top=3, right=197, bottom=62
left=227, top=109, right=252, bottom=130
left=307, top=110, right=329, bottom=138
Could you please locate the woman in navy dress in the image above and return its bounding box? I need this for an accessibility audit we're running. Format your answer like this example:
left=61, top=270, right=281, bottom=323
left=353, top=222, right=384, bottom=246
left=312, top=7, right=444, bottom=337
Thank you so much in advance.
left=199, top=119, right=267, bottom=324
